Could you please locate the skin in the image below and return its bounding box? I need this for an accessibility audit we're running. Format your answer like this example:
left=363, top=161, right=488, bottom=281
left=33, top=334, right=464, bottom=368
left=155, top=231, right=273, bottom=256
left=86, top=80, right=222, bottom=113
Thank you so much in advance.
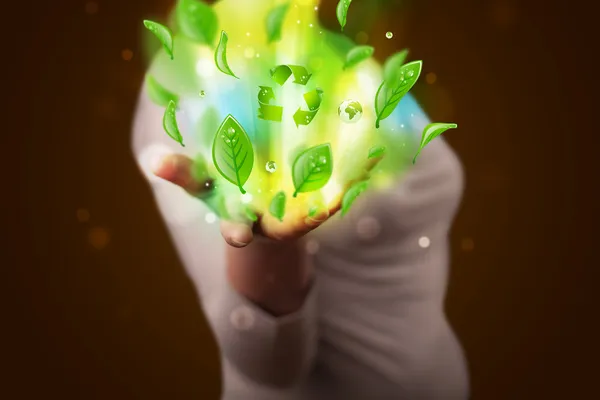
left=153, top=153, right=383, bottom=316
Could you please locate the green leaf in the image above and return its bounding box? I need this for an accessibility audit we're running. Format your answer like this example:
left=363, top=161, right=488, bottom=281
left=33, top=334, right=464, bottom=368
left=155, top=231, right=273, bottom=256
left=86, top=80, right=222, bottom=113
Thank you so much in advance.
left=143, top=20, right=174, bottom=60
left=308, top=206, right=320, bottom=217
left=324, top=31, right=356, bottom=58
left=343, top=45, right=374, bottom=70
left=336, top=0, right=353, bottom=31
left=375, top=60, right=423, bottom=128
left=162, top=100, right=185, bottom=147
left=214, top=31, right=239, bottom=79
left=368, top=145, right=386, bottom=159
left=212, top=115, right=254, bottom=194
left=145, top=75, right=179, bottom=107
left=191, top=154, right=210, bottom=184
left=413, top=123, right=457, bottom=164
left=203, top=193, right=231, bottom=220
left=292, top=144, right=333, bottom=198
left=245, top=207, right=258, bottom=222
left=341, top=181, right=369, bottom=216
left=266, top=2, right=290, bottom=43
left=383, top=48, right=409, bottom=86
left=176, top=0, right=218, bottom=45
left=269, top=191, right=287, bottom=222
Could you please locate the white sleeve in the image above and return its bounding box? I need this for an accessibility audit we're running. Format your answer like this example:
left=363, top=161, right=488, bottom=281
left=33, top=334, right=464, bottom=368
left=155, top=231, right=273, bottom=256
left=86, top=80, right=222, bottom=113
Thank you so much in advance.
left=131, top=86, right=319, bottom=395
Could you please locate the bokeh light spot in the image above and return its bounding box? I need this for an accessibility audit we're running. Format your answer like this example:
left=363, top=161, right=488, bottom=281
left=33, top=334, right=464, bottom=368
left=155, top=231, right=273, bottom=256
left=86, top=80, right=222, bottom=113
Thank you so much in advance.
left=426, top=72, right=437, bottom=84
left=355, top=31, right=369, bottom=44
left=88, top=227, right=110, bottom=250
left=244, top=47, right=255, bottom=59
left=356, top=217, right=381, bottom=240
left=205, top=213, right=217, bottom=224
left=419, top=236, right=431, bottom=248
left=461, top=238, right=475, bottom=252
left=306, top=240, right=320, bottom=255
left=121, top=49, right=133, bottom=61
left=85, top=1, right=98, bottom=15
left=230, top=306, right=255, bottom=330
left=491, top=1, right=517, bottom=27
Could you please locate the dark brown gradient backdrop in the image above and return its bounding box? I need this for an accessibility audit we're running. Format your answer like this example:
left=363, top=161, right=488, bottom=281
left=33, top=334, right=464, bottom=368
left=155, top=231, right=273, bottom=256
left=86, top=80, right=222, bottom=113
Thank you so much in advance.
left=5, top=0, right=599, bottom=399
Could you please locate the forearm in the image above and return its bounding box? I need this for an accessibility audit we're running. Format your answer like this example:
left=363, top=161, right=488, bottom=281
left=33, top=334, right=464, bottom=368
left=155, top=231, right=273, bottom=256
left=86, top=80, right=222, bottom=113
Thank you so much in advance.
left=226, top=238, right=312, bottom=316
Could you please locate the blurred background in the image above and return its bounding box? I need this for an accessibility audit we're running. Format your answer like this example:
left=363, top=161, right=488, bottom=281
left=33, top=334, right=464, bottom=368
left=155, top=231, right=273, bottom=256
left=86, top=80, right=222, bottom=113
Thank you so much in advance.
left=5, top=0, right=599, bottom=398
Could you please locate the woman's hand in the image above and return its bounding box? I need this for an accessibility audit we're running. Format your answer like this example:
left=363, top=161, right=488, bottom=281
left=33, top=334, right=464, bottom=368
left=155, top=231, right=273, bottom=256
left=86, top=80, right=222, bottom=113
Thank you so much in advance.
left=152, top=152, right=383, bottom=248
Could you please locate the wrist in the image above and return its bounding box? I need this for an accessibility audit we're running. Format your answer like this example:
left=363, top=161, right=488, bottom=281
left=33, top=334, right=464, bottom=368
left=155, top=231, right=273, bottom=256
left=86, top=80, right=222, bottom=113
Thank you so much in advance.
left=226, top=237, right=312, bottom=316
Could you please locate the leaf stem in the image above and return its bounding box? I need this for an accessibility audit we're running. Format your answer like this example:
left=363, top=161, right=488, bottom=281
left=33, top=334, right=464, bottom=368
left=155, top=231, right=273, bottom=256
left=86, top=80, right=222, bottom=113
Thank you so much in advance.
left=412, top=151, right=420, bottom=164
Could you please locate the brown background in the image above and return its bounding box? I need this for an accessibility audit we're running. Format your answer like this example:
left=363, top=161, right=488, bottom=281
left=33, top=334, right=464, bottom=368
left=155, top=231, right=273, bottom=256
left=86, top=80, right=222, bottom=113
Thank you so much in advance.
left=5, top=0, right=599, bottom=399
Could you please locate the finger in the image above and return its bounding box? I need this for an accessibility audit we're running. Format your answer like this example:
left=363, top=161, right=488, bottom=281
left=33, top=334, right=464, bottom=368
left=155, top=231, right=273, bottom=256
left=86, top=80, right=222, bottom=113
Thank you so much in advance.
left=328, top=197, right=343, bottom=216
left=364, top=152, right=385, bottom=173
left=221, top=220, right=254, bottom=248
left=353, top=153, right=386, bottom=183
left=153, top=154, right=212, bottom=196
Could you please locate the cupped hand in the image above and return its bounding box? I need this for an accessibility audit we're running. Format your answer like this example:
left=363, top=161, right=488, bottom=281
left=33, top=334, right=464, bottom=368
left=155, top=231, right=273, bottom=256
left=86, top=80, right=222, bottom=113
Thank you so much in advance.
left=153, top=153, right=383, bottom=248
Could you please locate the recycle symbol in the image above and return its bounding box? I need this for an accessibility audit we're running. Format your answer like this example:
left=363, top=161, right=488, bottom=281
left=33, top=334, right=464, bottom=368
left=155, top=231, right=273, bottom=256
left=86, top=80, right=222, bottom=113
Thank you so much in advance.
left=257, top=65, right=324, bottom=127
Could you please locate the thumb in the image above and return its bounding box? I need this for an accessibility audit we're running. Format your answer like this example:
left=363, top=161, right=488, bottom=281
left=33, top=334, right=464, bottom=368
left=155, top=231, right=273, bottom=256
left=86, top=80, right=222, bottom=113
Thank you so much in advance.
left=153, top=153, right=213, bottom=196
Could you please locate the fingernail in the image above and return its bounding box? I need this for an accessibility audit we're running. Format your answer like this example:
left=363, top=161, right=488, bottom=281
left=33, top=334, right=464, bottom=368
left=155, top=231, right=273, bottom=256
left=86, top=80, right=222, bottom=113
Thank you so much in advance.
left=230, top=239, right=248, bottom=248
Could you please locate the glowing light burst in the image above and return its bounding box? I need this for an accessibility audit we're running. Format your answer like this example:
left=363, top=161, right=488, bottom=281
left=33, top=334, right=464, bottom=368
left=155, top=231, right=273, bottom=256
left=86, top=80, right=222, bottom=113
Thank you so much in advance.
left=143, top=0, right=423, bottom=221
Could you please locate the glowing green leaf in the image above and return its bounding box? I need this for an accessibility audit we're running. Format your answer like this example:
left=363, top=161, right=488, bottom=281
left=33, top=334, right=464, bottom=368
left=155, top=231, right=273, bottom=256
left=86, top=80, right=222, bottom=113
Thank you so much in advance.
left=375, top=60, right=423, bottom=128
left=162, top=100, right=185, bottom=147
left=145, top=75, right=179, bottom=107
left=203, top=193, right=231, bottom=220
left=336, top=0, right=353, bottom=31
left=266, top=2, right=290, bottom=43
left=341, top=181, right=369, bottom=216
left=214, top=31, right=239, bottom=79
left=191, top=154, right=210, bottom=183
left=212, top=115, right=254, bottom=194
left=245, top=207, right=258, bottom=222
left=324, top=31, right=355, bottom=58
left=343, top=45, right=374, bottom=70
left=383, top=48, right=409, bottom=86
left=413, top=123, right=457, bottom=164
left=368, top=145, right=386, bottom=159
left=143, top=20, right=174, bottom=60
left=176, top=0, right=218, bottom=45
left=292, top=144, right=333, bottom=197
left=269, top=191, right=287, bottom=222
